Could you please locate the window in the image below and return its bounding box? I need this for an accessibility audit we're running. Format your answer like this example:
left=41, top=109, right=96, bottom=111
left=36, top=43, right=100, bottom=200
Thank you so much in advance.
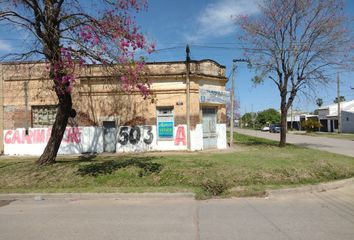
left=32, top=105, right=57, bottom=127
left=157, top=107, right=174, bottom=140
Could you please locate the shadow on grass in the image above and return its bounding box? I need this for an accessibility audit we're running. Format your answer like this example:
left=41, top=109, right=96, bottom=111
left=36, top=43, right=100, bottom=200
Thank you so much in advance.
left=56, top=153, right=98, bottom=164
left=76, top=157, right=162, bottom=177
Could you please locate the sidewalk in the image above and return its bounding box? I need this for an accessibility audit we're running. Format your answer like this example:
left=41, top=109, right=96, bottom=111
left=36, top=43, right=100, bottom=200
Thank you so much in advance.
left=1, top=183, right=354, bottom=240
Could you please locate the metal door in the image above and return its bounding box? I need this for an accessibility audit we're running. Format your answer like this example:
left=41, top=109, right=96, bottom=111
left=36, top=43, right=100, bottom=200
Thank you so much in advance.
left=103, top=121, right=117, bottom=152
left=202, top=108, right=217, bottom=149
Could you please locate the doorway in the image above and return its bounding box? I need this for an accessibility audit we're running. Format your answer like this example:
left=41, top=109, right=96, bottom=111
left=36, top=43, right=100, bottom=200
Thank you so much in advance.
left=103, top=121, right=117, bottom=152
left=202, top=108, right=217, bottom=149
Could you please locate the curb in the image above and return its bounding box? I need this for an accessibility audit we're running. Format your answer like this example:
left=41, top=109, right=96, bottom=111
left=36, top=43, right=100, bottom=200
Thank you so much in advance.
left=0, top=192, right=196, bottom=201
left=267, top=177, right=354, bottom=197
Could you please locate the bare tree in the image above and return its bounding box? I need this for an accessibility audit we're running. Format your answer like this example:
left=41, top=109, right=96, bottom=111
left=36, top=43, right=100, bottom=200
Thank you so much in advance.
left=0, top=0, right=154, bottom=164
left=237, top=0, right=352, bottom=146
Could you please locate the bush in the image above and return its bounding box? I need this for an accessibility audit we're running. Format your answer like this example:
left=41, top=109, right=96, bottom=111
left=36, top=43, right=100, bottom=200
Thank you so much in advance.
left=301, top=119, right=321, bottom=132
left=200, top=178, right=230, bottom=197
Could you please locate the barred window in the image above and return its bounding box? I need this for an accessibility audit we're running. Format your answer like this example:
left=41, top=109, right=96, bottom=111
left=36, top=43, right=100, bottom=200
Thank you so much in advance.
left=32, top=105, right=57, bottom=127
left=157, top=107, right=174, bottom=140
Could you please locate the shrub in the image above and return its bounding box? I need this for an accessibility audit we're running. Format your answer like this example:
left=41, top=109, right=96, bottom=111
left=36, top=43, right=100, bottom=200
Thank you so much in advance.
left=301, top=119, right=321, bottom=132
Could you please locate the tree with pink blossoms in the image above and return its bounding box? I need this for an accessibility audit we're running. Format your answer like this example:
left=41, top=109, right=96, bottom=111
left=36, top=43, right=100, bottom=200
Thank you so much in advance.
left=0, top=0, right=154, bottom=164
left=236, top=0, right=352, bottom=147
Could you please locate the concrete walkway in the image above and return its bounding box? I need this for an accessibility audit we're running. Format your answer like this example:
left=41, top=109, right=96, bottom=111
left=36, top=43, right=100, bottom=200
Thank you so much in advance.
left=1, top=183, right=354, bottom=240
left=235, top=128, right=354, bottom=157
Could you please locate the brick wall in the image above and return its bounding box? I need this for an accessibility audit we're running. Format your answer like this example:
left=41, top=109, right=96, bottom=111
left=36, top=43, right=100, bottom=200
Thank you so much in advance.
left=1, top=61, right=227, bottom=131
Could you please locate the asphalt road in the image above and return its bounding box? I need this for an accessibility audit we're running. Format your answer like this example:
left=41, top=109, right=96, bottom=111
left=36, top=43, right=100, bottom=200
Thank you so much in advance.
left=235, top=128, right=354, bottom=157
left=1, top=184, right=354, bottom=240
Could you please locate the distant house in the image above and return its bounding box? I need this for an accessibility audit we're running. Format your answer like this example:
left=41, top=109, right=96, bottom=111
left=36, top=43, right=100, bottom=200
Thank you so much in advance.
left=318, top=100, right=354, bottom=133
left=287, top=110, right=316, bottom=131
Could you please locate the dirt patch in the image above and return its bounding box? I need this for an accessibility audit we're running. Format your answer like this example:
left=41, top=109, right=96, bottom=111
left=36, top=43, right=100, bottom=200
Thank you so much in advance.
left=0, top=200, right=15, bottom=207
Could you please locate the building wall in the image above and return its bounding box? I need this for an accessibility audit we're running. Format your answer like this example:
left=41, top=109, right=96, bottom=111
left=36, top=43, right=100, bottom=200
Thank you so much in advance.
left=1, top=60, right=227, bottom=154
left=341, top=111, right=354, bottom=133
left=0, top=64, right=4, bottom=153
left=3, top=123, right=227, bottom=155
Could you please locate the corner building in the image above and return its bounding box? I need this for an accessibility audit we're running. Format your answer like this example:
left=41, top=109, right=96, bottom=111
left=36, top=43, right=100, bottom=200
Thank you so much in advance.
left=0, top=59, right=229, bottom=155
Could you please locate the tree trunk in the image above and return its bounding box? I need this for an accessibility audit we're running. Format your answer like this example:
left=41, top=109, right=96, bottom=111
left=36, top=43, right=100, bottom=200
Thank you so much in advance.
left=279, top=103, right=288, bottom=147
left=37, top=93, right=72, bottom=165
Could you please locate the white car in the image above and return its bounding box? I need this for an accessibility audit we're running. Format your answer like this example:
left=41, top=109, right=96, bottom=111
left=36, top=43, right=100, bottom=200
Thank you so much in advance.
left=261, top=126, right=270, bottom=131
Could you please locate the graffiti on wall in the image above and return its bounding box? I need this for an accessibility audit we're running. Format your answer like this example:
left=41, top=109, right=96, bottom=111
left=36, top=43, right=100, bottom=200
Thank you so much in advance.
left=117, top=126, right=154, bottom=145
left=174, top=125, right=186, bottom=146
left=4, top=127, right=81, bottom=144
left=117, top=125, right=186, bottom=146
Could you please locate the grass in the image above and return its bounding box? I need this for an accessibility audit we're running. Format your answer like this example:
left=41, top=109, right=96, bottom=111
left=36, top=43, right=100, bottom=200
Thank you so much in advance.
left=1, top=133, right=354, bottom=199
left=291, top=131, right=354, bottom=141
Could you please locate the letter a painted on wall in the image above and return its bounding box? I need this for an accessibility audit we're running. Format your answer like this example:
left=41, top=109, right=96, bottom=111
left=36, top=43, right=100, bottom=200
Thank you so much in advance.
left=174, top=125, right=186, bottom=146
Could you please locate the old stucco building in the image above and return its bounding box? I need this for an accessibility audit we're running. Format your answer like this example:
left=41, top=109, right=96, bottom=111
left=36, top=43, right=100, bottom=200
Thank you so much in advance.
left=0, top=59, right=229, bottom=155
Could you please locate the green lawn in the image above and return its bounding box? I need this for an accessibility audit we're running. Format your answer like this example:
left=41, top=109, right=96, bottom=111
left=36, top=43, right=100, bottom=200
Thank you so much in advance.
left=1, top=133, right=354, bottom=199
left=291, top=131, right=354, bottom=141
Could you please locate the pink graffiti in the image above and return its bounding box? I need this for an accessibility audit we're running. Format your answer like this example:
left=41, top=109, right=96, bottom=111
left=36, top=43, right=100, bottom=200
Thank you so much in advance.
left=63, top=127, right=81, bottom=143
left=4, top=128, right=81, bottom=144
left=174, top=125, right=186, bottom=146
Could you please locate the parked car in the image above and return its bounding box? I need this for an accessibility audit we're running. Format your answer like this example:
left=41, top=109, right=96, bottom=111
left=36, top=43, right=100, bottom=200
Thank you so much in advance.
left=269, top=124, right=281, bottom=133
left=261, top=126, right=270, bottom=131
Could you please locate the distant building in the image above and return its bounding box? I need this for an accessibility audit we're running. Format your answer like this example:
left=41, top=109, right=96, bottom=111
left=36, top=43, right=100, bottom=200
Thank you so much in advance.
left=286, top=110, right=316, bottom=131
left=317, top=100, right=354, bottom=133
left=0, top=59, right=229, bottom=155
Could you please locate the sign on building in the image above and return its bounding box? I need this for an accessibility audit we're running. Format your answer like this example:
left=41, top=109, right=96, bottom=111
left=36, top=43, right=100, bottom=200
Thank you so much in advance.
left=157, top=107, right=174, bottom=139
left=158, top=121, right=174, bottom=138
left=199, top=88, right=230, bottom=104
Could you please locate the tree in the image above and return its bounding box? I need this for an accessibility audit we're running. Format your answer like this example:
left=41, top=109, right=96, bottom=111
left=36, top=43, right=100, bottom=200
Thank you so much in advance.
left=241, top=112, right=255, bottom=128
left=301, top=118, right=321, bottom=132
left=316, top=98, right=323, bottom=108
left=334, top=96, right=346, bottom=103
left=255, top=108, right=280, bottom=127
left=226, top=96, right=240, bottom=125
left=236, top=0, right=351, bottom=147
left=0, top=0, right=154, bottom=165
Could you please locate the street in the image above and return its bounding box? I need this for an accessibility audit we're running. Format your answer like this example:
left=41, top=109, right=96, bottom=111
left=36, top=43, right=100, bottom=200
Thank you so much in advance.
left=1, top=183, right=354, bottom=240
left=236, top=128, right=354, bottom=157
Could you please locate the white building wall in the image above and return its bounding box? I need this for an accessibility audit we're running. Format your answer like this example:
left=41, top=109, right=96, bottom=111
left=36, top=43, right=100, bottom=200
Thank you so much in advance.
left=341, top=111, right=354, bottom=133
left=3, top=127, right=104, bottom=155
left=3, top=123, right=225, bottom=155
left=216, top=124, right=227, bottom=149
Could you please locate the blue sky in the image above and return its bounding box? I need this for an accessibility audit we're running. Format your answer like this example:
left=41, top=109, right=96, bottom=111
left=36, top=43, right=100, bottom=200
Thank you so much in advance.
left=0, top=0, right=353, bottom=115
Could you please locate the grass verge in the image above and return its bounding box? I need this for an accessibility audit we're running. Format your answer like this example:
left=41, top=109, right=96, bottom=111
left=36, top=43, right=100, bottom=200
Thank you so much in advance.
left=1, top=133, right=354, bottom=199
left=291, top=131, right=354, bottom=141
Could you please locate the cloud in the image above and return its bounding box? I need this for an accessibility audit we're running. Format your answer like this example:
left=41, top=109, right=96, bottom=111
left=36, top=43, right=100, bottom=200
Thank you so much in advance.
left=185, top=0, right=260, bottom=42
left=0, top=40, right=12, bottom=52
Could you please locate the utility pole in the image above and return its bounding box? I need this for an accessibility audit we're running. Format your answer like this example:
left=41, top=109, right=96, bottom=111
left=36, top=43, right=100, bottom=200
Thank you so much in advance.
left=229, top=60, right=236, bottom=147
left=186, top=45, right=191, bottom=151
left=229, top=58, right=250, bottom=147
left=251, top=104, right=254, bottom=129
left=337, top=72, right=341, bottom=133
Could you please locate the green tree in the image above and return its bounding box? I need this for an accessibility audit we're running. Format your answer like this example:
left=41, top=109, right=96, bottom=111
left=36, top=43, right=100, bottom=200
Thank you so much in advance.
left=255, top=108, right=280, bottom=127
left=241, top=112, right=255, bottom=128
left=301, top=119, right=322, bottom=132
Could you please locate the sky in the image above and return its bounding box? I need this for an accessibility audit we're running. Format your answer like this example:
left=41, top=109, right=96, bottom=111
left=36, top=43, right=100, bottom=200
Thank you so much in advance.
left=0, top=0, right=353, bottom=115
